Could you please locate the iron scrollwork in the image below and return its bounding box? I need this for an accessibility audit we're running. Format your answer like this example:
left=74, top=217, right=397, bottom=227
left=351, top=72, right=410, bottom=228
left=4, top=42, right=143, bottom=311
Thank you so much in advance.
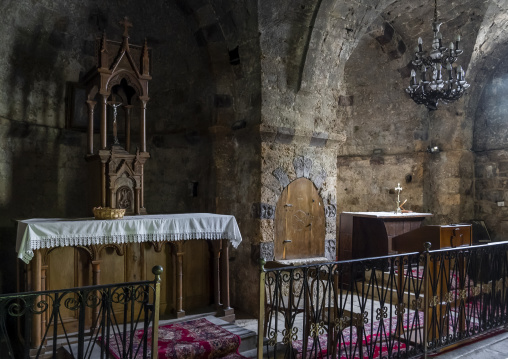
left=282, top=327, right=298, bottom=344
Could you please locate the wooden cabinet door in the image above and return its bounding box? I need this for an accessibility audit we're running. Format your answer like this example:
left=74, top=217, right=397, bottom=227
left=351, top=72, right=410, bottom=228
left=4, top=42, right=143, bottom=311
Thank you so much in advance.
left=275, top=178, right=325, bottom=260
left=440, top=225, right=471, bottom=248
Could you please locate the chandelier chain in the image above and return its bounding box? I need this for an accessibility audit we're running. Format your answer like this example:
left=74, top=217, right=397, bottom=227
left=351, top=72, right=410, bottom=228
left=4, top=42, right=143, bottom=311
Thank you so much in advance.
left=434, top=0, right=438, bottom=23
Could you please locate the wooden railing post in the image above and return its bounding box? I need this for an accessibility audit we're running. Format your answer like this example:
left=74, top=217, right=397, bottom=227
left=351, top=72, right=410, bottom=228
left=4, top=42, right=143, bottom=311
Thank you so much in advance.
left=257, top=259, right=266, bottom=359
left=174, top=242, right=185, bottom=318
left=423, top=242, right=431, bottom=359
left=31, top=250, right=42, bottom=349
left=210, top=241, right=222, bottom=311
left=91, top=260, right=102, bottom=334
left=151, top=265, right=163, bottom=359
left=220, top=239, right=232, bottom=315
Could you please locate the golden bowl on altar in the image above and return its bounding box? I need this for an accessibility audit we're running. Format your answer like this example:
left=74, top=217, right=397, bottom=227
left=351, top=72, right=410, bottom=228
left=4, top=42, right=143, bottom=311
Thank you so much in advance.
left=93, top=207, right=126, bottom=220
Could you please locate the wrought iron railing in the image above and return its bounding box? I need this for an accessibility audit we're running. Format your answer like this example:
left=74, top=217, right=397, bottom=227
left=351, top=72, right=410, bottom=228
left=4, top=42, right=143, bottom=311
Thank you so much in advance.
left=257, top=242, right=508, bottom=358
left=0, top=265, right=163, bottom=359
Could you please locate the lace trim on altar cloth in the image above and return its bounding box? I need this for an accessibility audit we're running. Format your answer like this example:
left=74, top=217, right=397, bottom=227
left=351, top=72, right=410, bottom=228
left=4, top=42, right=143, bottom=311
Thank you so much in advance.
left=31, top=231, right=240, bottom=250
left=20, top=232, right=240, bottom=264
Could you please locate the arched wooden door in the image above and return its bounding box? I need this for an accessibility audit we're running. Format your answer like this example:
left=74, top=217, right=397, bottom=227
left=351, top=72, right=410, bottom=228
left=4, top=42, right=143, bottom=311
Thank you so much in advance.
left=275, top=178, right=325, bottom=260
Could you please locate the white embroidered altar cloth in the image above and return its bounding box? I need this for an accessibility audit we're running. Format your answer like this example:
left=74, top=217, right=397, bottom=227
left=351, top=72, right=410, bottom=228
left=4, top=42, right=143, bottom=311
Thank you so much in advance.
left=16, top=213, right=242, bottom=264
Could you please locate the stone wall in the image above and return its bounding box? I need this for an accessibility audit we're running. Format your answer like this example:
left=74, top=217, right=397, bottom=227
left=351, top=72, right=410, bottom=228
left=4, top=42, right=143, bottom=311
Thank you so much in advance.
left=0, top=0, right=221, bottom=224
left=0, top=0, right=262, bottom=306
left=335, top=8, right=476, bottom=226
left=336, top=16, right=429, bottom=215
left=473, top=57, right=508, bottom=241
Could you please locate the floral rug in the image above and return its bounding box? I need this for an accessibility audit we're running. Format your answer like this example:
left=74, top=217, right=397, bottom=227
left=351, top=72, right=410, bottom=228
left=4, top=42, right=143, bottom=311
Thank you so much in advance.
left=292, top=303, right=485, bottom=359
left=102, top=317, right=246, bottom=359
left=292, top=311, right=423, bottom=359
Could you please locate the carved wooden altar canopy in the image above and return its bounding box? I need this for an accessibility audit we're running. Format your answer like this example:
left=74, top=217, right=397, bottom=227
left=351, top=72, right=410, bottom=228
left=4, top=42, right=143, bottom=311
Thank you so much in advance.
left=82, top=17, right=151, bottom=215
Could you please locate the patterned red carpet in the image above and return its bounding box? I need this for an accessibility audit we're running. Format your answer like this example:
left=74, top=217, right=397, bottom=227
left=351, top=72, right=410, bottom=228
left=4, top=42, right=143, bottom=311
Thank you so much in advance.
left=291, top=312, right=422, bottom=359
left=292, top=304, right=486, bottom=359
left=104, top=317, right=246, bottom=359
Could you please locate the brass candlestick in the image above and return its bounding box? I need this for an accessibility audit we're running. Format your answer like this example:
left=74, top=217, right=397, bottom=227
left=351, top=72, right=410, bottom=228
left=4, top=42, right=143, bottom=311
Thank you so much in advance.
left=395, top=183, right=403, bottom=214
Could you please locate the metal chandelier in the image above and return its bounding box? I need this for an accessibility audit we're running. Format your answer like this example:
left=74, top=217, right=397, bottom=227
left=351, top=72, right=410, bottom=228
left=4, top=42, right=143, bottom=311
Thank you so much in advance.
left=405, top=0, right=470, bottom=110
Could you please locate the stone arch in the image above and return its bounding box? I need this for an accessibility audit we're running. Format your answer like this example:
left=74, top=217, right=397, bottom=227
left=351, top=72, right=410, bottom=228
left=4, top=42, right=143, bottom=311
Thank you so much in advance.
left=258, top=155, right=336, bottom=262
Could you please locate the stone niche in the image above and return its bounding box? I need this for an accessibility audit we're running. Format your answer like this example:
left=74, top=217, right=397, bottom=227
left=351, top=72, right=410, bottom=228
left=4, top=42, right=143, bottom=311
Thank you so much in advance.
left=255, top=154, right=337, bottom=263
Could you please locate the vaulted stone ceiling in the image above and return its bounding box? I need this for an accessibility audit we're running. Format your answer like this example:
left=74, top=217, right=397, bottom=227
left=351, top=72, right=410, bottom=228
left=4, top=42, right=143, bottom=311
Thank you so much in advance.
left=259, top=0, right=508, bottom=133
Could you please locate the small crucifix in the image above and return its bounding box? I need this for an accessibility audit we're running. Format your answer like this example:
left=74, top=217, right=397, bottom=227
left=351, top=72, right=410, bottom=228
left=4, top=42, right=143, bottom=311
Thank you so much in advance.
left=119, top=17, right=133, bottom=38
left=107, top=100, right=123, bottom=145
left=395, top=183, right=403, bottom=214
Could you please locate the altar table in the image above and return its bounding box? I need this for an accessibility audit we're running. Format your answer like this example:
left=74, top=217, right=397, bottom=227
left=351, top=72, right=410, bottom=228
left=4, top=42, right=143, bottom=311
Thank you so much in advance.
left=16, top=213, right=242, bottom=263
left=16, top=214, right=242, bottom=347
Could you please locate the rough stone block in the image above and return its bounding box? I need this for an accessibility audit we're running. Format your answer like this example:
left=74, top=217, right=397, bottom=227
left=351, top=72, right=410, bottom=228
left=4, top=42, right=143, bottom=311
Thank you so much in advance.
left=413, top=129, right=429, bottom=141
left=325, top=204, right=337, bottom=218
left=261, top=171, right=282, bottom=200
left=303, top=157, right=312, bottom=178
left=498, top=161, right=508, bottom=173
left=293, top=156, right=313, bottom=178
left=370, top=156, right=384, bottom=165
left=325, top=239, right=336, bottom=261
left=311, top=168, right=327, bottom=189
left=375, top=22, right=394, bottom=45
left=260, top=219, right=274, bottom=243
left=275, top=127, right=295, bottom=144
left=293, top=156, right=304, bottom=178
left=251, top=202, right=275, bottom=219
left=259, top=241, right=274, bottom=261
left=310, top=132, right=328, bottom=147
left=498, top=221, right=508, bottom=241
left=272, top=167, right=290, bottom=188
left=338, top=95, right=354, bottom=106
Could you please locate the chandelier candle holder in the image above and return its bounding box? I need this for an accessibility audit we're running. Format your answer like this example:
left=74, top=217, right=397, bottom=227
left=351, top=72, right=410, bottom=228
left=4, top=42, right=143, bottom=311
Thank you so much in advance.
left=405, top=0, right=470, bottom=110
